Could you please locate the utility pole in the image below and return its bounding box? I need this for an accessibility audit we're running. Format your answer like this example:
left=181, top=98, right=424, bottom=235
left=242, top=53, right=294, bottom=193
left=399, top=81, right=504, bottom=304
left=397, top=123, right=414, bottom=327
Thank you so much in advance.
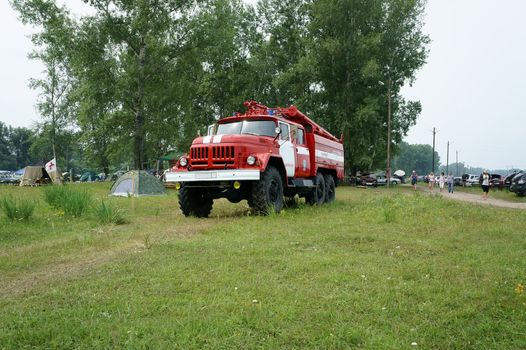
left=446, top=141, right=450, bottom=175
left=431, top=127, right=436, bottom=173
left=386, top=77, right=392, bottom=188
left=456, top=150, right=459, bottom=177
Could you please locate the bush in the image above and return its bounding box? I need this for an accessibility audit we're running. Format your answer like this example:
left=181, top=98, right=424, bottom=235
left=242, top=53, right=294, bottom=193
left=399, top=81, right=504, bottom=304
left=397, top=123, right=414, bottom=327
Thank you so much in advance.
left=93, top=201, right=126, bottom=225
left=1, top=197, right=36, bottom=221
left=43, top=186, right=91, bottom=217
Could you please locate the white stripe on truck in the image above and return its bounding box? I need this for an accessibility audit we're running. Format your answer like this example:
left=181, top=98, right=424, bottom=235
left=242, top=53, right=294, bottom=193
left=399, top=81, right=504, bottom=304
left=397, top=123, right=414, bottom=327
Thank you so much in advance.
left=315, top=150, right=344, bottom=163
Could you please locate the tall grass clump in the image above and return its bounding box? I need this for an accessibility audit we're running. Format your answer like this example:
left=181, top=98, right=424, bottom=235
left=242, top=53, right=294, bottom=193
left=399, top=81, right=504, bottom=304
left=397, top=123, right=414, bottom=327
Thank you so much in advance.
left=43, top=186, right=91, bottom=217
left=62, top=190, right=91, bottom=217
left=93, top=201, right=126, bottom=225
left=43, top=186, right=70, bottom=209
left=1, top=197, right=36, bottom=221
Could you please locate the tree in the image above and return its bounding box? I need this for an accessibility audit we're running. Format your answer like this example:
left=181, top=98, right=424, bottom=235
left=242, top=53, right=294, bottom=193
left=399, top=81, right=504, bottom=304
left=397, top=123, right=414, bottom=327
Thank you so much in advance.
left=12, top=0, right=76, bottom=165
left=81, top=0, right=202, bottom=169
left=9, top=126, right=35, bottom=169
left=305, top=0, right=429, bottom=173
left=0, top=122, right=16, bottom=170
left=392, top=142, right=440, bottom=176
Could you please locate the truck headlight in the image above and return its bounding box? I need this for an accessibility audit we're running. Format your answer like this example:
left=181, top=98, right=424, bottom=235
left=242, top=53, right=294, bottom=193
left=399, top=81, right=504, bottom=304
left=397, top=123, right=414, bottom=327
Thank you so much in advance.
left=179, top=157, right=188, bottom=167
left=247, top=155, right=256, bottom=165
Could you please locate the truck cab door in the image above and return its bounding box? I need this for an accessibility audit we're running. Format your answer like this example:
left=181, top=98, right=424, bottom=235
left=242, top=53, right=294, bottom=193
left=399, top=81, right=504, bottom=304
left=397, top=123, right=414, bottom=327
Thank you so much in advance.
left=293, top=127, right=310, bottom=178
left=278, top=122, right=295, bottom=177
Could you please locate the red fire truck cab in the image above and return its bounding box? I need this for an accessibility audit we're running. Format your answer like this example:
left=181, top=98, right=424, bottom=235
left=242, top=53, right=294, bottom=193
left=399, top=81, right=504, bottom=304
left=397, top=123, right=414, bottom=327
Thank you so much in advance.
left=165, top=101, right=344, bottom=217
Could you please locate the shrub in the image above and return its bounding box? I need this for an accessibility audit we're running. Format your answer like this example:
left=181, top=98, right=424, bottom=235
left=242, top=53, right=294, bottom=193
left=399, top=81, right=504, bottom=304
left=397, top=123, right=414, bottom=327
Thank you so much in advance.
left=93, top=201, right=126, bottom=225
left=43, top=186, right=91, bottom=217
left=1, top=197, right=36, bottom=221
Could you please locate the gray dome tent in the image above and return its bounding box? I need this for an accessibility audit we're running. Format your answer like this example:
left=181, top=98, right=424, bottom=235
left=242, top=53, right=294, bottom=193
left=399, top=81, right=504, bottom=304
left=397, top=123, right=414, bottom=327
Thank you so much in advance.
left=109, top=170, right=166, bottom=197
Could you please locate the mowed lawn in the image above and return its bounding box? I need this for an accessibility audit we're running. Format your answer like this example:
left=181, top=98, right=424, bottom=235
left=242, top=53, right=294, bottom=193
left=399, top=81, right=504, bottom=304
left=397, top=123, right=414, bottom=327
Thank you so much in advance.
left=1, top=183, right=525, bottom=349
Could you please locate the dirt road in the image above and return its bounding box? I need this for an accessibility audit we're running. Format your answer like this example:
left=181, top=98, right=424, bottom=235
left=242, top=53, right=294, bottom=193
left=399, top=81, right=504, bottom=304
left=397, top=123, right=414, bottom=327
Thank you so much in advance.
left=419, top=186, right=526, bottom=209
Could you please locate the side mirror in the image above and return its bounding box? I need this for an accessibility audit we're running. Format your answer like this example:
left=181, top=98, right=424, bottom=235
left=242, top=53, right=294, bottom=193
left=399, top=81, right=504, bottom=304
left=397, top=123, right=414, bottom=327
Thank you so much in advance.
left=275, top=127, right=281, bottom=135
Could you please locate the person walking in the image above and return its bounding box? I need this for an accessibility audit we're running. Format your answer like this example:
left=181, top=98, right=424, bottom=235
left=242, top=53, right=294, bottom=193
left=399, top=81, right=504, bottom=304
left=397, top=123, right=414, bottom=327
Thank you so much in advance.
left=481, top=170, right=490, bottom=199
left=438, top=172, right=446, bottom=192
left=446, top=173, right=454, bottom=193
left=411, top=170, right=418, bottom=191
left=428, top=172, right=435, bottom=191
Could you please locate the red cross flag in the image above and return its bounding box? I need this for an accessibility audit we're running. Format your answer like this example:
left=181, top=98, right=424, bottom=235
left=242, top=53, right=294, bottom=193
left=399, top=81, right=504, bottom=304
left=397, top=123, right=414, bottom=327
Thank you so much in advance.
left=45, top=158, right=57, bottom=173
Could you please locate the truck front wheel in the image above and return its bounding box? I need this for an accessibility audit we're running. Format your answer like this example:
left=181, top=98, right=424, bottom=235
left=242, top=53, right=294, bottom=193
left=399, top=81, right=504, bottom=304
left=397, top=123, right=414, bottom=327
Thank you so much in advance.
left=251, top=166, right=284, bottom=215
left=178, top=186, right=213, bottom=218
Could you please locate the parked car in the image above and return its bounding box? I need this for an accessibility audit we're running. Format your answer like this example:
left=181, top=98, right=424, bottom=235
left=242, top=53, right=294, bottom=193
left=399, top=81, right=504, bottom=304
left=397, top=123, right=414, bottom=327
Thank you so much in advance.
left=509, top=173, right=526, bottom=196
left=490, top=174, right=503, bottom=189
left=453, top=177, right=463, bottom=186
left=462, top=173, right=480, bottom=187
left=504, top=171, right=523, bottom=189
left=0, top=172, right=20, bottom=185
left=376, top=175, right=401, bottom=185
left=360, top=174, right=378, bottom=187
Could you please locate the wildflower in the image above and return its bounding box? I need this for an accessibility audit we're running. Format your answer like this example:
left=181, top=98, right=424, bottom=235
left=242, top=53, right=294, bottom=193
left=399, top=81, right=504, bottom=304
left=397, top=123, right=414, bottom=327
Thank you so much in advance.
left=516, top=283, right=524, bottom=295
left=411, top=342, right=418, bottom=346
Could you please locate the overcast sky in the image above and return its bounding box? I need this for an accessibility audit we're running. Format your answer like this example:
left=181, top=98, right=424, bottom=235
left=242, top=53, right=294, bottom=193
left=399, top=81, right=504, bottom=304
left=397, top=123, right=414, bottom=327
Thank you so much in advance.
left=1, top=0, right=525, bottom=170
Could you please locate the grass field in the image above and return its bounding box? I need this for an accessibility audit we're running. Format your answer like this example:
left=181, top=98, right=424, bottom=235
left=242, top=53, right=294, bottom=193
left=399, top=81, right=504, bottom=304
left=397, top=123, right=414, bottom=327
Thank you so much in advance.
left=1, top=183, right=525, bottom=349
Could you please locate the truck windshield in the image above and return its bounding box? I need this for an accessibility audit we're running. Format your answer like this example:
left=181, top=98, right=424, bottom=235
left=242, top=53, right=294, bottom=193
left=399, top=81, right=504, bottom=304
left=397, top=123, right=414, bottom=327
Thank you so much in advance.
left=216, top=120, right=276, bottom=137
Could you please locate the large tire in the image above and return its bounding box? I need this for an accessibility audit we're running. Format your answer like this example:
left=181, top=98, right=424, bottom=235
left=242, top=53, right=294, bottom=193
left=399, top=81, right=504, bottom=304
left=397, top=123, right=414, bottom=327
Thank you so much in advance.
left=324, top=174, right=335, bottom=203
left=251, top=166, right=284, bottom=215
left=306, top=172, right=326, bottom=205
left=178, top=186, right=213, bottom=218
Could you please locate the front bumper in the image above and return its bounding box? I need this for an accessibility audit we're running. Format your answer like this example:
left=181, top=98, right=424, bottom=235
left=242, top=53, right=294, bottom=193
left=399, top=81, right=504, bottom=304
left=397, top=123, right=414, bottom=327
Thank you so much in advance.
left=510, top=183, right=526, bottom=193
left=165, top=169, right=260, bottom=183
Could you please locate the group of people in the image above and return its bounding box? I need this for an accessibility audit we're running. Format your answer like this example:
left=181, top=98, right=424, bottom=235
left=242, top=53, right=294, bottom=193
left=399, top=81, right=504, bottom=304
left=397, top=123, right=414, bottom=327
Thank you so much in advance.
left=410, top=170, right=492, bottom=199
left=411, top=171, right=455, bottom=193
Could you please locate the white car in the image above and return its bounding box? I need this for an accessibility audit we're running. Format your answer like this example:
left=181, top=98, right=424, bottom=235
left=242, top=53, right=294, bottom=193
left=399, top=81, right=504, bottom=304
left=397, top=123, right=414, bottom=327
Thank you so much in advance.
left=462, top=174, right=479, bottom=186
left=376, top=175, right=400, bottom=185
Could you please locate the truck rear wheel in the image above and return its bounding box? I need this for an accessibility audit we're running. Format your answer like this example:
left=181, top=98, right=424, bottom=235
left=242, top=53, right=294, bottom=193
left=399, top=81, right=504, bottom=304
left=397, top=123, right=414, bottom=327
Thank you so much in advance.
left=251, top=166, right=283, bottom=215
left=324, top=174, right=335, bottom=203
left=306, top=172, right=326, bottom=205
left=178, top=186, right=213, bottom=218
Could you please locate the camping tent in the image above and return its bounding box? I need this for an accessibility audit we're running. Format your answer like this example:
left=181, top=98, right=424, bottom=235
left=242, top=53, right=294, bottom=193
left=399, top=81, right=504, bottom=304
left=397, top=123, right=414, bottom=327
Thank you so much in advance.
left=79, top=171, right=99, bottom=182
left=109, top=170, right=166, bottom=197
left=19, top=166, right=61, bottom=186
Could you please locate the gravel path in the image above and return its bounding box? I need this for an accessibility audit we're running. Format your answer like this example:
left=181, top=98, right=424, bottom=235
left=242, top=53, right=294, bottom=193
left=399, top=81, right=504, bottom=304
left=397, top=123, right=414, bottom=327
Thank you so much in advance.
left=418, top=186, right=526, bottom=209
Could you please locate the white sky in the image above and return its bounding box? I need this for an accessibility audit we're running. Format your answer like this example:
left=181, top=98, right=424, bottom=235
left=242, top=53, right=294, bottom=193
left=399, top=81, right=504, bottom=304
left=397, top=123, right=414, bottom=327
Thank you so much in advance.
left=1, top=0, right=525, bottom=170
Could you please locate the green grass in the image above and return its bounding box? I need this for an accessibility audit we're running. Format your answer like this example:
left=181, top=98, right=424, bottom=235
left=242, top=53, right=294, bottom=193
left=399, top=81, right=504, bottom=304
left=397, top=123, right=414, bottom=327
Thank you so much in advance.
left=93, top=201, right=126, bottom=225
left=0, top=183, right=525, bottom=349
left=43, top=185, right=92, bottom=217
left=1, top=196, right=36, bottom=221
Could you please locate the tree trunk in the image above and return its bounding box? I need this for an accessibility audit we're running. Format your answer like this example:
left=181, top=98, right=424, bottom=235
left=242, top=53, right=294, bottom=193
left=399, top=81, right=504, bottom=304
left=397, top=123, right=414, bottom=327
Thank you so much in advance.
left=134, top=38, right=147, bottom=170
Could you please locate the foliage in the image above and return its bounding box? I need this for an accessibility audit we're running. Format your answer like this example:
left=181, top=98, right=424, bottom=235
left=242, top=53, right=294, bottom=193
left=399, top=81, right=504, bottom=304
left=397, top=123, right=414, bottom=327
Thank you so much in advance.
left=1, top=196, right=36, bottom=221
left=11, top=0, right=430, bottom=174
left=42, top=185, right=70, bottom=209
left=42, top=185, right=91, bottom=217
left=392, top=141, right=440, bottom=175
left=93, top=201, right=126, bottom=225
left=305, top=0, right=430, bottom=173
left=0, top=122, right=36, bottom=170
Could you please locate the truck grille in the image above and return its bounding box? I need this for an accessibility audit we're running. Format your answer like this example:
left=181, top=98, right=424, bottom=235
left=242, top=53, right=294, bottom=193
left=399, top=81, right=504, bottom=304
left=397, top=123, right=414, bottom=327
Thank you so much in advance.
left=190, top=145, right=236, bottom=167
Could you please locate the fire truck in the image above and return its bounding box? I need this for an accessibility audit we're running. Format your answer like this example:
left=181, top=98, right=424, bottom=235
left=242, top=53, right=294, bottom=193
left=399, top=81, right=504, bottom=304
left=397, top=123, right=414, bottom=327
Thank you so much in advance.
left=165, top=101, right=344, bottom=217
